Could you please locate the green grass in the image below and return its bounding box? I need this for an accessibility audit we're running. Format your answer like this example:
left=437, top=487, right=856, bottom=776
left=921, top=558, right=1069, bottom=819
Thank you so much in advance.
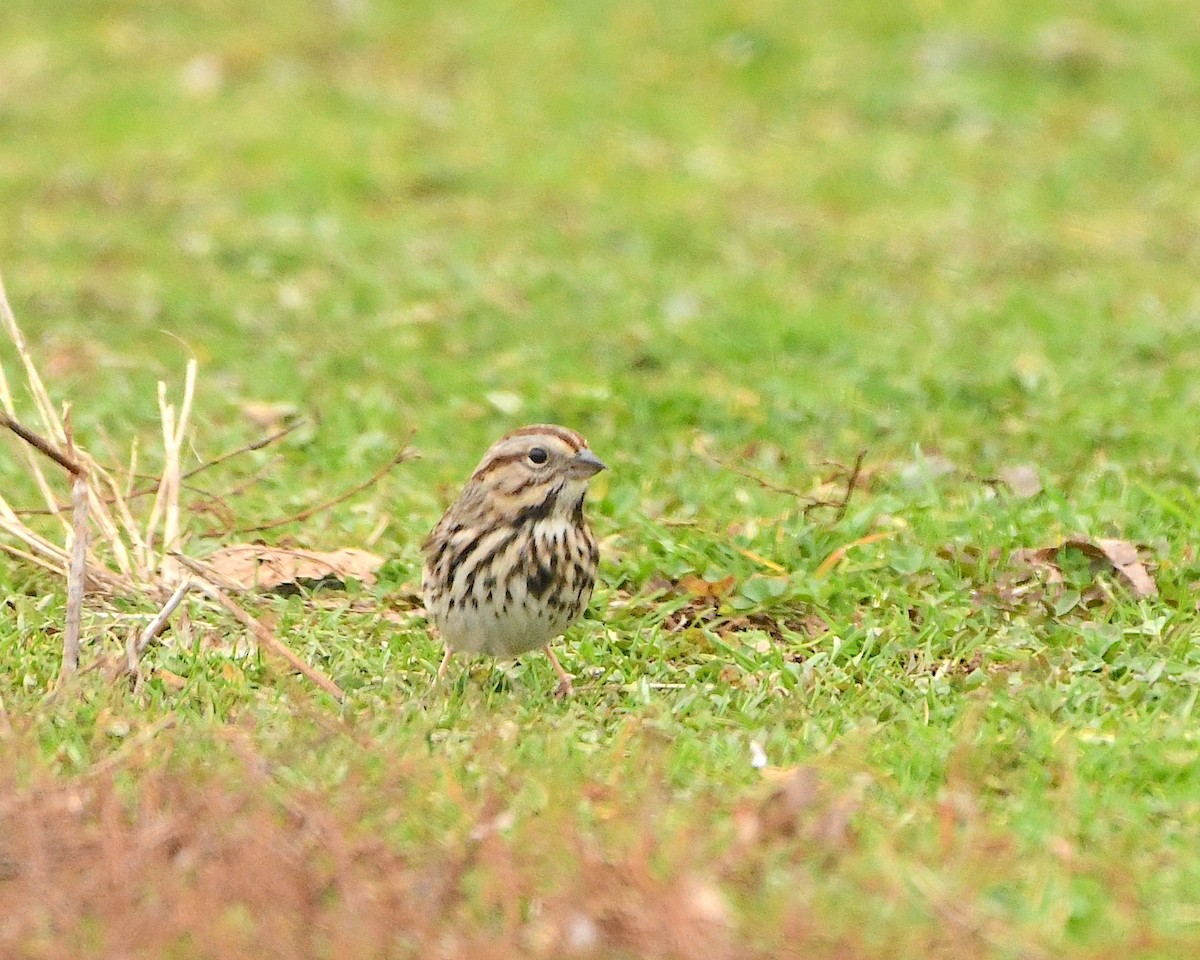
left=3, top=0, right=1200, bottom=956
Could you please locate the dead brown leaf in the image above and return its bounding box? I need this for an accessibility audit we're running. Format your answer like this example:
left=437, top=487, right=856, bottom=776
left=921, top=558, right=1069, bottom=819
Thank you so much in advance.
left=1013, top=535, right=1157, bottom=599
left=678, top=574, right=736, bottom=598
left=998, top=464, right=1042, bottom=498
left=153, top=668, right=187, bottom=690
left=1079, top=537, right=1158, bottom=598
left=205, top=544, right=384, bottom=593
left=640, top=574, right=674, bottom=596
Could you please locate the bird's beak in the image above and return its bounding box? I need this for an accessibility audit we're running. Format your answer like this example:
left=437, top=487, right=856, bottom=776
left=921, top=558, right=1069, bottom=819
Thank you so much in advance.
left=570, top=448, right=607, bottom=478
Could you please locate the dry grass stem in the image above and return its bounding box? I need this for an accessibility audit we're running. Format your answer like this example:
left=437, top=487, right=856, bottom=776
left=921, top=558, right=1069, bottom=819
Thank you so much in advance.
left=1, top=274, right=136, bottom=590
left=14, top=429, right=295, bottom=524
left=0, top=502, right=69, bottom=566
left=62, top=465, right=89, bottom=684
left=0, top=402, right=72, bottom=537
left=168, top=549, right=245, bottom=593
left=0, top=271, right=343, bottom=700
left=0, top=281, right=66, bottom=447
left=125, top=580, right=194, bottom=676
left=94, top=460, right=151, bottom=580
left=171, top=550, right=344, bottom=700
left=0, top=541, right=67, bottom=577
left=144, top=361, right=196, bottom=584
left=224, top=433, right=416, bottom=535
left=191, top=576, right=346, bottom=701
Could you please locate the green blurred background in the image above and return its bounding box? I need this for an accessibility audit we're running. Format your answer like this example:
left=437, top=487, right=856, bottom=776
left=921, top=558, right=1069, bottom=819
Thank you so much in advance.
left=5, top=0, right=1199, bottom=503
left=3, top=3, right=1200, bottom=954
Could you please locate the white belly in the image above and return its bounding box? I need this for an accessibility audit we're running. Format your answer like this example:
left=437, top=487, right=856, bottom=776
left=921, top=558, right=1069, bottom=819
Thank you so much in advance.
left=436, top=579, right=580, bottom=656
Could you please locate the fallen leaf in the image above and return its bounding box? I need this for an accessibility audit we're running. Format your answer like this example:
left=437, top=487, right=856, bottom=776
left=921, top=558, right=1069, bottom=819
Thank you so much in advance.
left=1080, top=537, right=1158, bottom=598
left=641, top=574, right=674, bottom=595
left=678, top=574, right=736, bottom=598
left=717, top=664, right=741, bottom=684
left=998, top=464, right=1042, bottom=498
left=1012, top=535, right=1157, bottom=599
left=154, top=668, right=187, bottom=690
left=205, top=544, right=384, bottom=593
left=1010, top=547, right=1063, bottom=585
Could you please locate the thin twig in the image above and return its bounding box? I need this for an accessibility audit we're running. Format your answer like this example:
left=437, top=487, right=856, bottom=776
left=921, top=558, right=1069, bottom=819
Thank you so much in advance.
left=701, top=449, right=807, bottom=499
left=0, top=373, right=72, bottom=534
left=171, top=553, right=345, bottom=701
left=167, top=550, right=243, bottom=593
left=6, top=420, right=298, bottom=555
left=182, top=419, right=304, bottom=482
left=62, top=468, right=89, bottom=683
left=832, top=449, right=867, bottom=522
left=0, top=413, right=84, bottom=476
left=89, top=419, right=302, bottom=507
left=125, top=579, right=193, bottom=675
left=36, top=419, right=302, bottom=516
left=699, top=440, right=867, bottom=521
left=14, top=473, right=260, bottom=519
left=186, top=454, right=283, bottom=533
left=196, top=579, right=346, bottom=701
left=221, top=435, right=416, bottom=535
left=0, top=406, right=128, bottom=581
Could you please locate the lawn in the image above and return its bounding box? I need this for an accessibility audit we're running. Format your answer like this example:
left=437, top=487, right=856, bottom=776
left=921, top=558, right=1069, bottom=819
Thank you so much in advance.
left=2, top=0, right=1200, bottom=957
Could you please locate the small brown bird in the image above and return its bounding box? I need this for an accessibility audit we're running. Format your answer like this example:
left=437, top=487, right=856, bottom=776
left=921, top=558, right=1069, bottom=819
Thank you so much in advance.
left=421, top=424, right=606, bottom=696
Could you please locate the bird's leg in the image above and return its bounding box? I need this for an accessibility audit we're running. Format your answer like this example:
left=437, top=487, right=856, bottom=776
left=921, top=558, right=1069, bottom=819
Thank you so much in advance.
left=544, top=645, right=574, bottom=698
left=432, top=646, right=453, bottom=689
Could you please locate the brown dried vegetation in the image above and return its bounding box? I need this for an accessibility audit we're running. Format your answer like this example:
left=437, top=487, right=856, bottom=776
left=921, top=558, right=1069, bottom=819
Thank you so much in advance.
left=0, top=726, right=1188, bottom=960
left=0, top=730, right=821, bottom=960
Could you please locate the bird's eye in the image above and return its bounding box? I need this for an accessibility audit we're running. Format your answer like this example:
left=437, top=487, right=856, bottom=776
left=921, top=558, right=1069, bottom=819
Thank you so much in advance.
left=528, top=447, right=548, bottom=465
